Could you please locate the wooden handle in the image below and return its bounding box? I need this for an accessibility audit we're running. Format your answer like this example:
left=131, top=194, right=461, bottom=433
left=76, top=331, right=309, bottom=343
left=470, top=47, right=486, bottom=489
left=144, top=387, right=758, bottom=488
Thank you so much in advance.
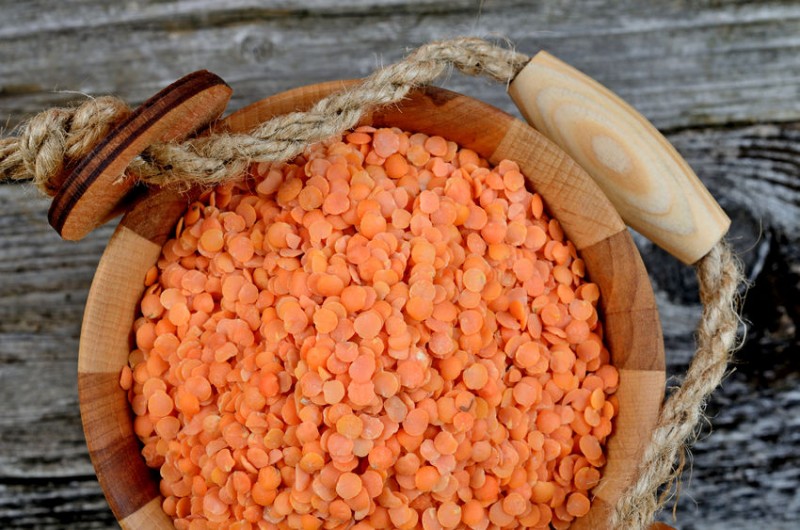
left=509, top=51, right=730, bottom=264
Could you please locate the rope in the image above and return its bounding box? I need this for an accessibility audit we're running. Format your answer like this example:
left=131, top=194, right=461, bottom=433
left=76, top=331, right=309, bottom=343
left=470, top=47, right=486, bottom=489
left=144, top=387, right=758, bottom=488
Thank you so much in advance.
left=0, top=37, right=744, bottom=529
left=0, top=96, right=131, bottom=195
left=611, top=240, right=744, bottom=528
left=0, top=37, right=527, bottom=195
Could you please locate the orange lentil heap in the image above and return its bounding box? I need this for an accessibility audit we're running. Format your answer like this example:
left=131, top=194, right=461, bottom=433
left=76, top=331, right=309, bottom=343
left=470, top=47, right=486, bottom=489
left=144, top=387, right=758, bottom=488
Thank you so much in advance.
left=122, top=125, right=620, bottom=530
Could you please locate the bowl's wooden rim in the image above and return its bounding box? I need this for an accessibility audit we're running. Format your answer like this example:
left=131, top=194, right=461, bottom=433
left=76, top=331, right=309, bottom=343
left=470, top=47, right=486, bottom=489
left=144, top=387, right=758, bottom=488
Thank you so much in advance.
left=77, top=82, right=665, bottom=529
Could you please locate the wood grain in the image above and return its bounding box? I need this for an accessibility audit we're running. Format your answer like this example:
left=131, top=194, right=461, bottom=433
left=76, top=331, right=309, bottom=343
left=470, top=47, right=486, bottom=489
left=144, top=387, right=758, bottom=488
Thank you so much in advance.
left=120, top=187, right=202, bottom=247
left=509, top=51, right=731, bottom=265
left=582, top=231, right=665, bottom=373
left=77, top=227, right=161, bottom=374
left=75, top=226, right=163, bottom=521
left=119, top=499, right=173, bottom=530
left=3, top=1, right=800, bottom=132
left=78, top=373, right=160, bottom=520
left=48, top=71, right=232, bottom=241
left=571, top=370, right=667, bottom=530
left=78, top=83, right=662, bottom=528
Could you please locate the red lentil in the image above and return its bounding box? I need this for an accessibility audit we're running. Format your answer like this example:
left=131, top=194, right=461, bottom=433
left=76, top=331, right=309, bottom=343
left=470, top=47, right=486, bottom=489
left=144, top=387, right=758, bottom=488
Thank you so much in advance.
left=125, top=126, right=619, bottom=529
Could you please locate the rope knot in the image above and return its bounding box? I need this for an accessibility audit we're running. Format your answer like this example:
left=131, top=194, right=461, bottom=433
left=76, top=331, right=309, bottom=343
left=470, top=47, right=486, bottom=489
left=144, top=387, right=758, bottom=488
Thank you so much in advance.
left=1, top=96, right=130, bottom=195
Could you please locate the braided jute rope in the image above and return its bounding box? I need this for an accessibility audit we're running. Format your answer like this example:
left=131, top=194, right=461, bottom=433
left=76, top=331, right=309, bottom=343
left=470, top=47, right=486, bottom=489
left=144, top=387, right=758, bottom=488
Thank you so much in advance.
left=0, top=37, right=743, bottom=529
left=611, top=240, right=743, bottom=528
left=0, top=38, right=527, bottom=194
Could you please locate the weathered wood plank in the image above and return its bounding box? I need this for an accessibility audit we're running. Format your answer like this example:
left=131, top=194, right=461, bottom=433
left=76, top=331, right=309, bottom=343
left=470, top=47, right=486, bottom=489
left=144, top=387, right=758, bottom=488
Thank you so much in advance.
left=0, top=189, right=117, bottom=528
left=2, top=1, right=800, bottom=131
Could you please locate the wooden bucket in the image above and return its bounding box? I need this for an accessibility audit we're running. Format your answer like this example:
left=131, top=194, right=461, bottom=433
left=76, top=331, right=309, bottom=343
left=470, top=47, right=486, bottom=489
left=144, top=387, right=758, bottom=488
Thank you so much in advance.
left=76, top=79, right=665, bottom=529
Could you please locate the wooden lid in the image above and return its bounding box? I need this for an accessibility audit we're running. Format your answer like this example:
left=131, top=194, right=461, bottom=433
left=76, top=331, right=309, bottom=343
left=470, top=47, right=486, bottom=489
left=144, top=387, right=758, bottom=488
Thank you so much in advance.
left=49, top=70, right=232, bottom=241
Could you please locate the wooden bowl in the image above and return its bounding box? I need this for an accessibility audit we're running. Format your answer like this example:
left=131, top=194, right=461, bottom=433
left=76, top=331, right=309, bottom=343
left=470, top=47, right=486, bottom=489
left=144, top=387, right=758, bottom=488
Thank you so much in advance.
left=77, top=82, right=665, bottom=529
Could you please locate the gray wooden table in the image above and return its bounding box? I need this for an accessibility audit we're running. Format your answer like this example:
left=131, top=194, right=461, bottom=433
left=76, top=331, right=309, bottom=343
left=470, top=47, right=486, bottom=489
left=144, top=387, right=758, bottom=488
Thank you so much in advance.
left=1, top=1, right=798, bottom=529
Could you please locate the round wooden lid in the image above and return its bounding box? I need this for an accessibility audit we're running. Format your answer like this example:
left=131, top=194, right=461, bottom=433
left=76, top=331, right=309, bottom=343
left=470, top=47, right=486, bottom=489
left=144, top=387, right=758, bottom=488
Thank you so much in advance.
left=49, top=70, right=232, bottom=241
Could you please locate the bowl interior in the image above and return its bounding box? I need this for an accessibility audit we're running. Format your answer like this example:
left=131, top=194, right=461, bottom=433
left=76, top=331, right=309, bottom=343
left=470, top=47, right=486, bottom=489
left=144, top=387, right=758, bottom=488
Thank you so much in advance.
left=77, top=83, right=665, bottom=529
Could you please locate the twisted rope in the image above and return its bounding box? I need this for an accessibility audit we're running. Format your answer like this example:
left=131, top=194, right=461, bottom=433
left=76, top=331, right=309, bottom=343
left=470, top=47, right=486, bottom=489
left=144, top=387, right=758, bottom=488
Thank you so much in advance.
left=0, top=37, right=527, bottom=194
left=0, top=36, right=744, bottom=529
left=0, top=96, right=130, bottom=195
left=611, top=240, right=744, bottom=528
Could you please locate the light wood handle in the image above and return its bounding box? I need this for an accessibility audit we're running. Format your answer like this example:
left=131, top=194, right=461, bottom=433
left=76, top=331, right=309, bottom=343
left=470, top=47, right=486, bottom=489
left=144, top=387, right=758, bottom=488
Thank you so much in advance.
left=509, top=51, right=730, bottom=264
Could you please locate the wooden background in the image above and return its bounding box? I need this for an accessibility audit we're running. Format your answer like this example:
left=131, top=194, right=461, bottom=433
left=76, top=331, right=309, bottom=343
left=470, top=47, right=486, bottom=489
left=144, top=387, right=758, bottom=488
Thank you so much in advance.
left=1, top=1, right=798, bottom=528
